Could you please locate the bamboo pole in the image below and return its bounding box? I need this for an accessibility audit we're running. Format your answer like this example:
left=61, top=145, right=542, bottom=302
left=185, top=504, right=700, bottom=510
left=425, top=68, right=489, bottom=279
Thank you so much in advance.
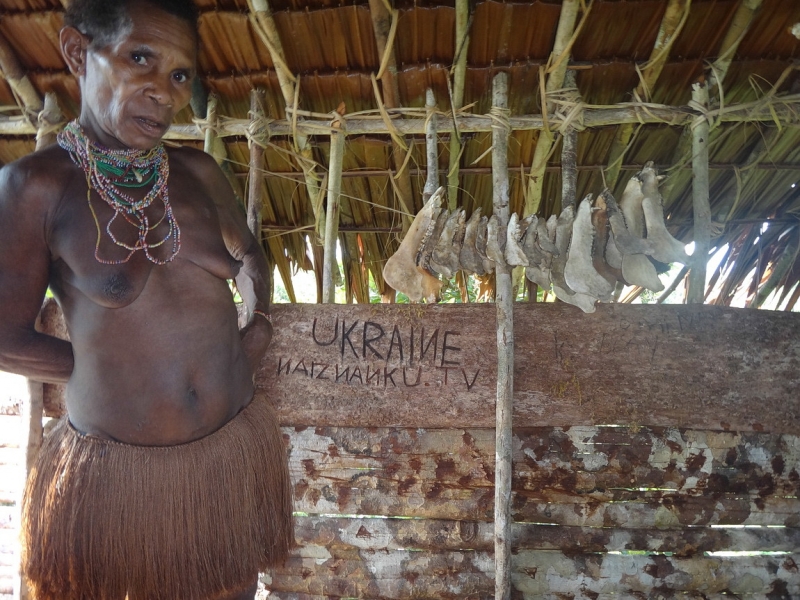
left=447, top=0, right=470, bottom=209
left=247, top=0, right=324, bottom=237
left=34, top=92, right=63, bottom=151
left=711, top=0, right=763, bottom=90
left=662, top=0, right=763, bottom=203
left=368, top=0, right=415, bottom=230
left=604, top=0, right=689, bottom=190
left=687, top=82, right=711, bottom=304
left=247, top=89, right=266, bottom=240
left=0, top=30, right=43, bottom=126
left=322, top=130, right=345, bottom=303
left=525, top=0, right=581, bottom=216
left=423, top=89, right=438, bottom=201
left=491, top=72, right=513, bottom=600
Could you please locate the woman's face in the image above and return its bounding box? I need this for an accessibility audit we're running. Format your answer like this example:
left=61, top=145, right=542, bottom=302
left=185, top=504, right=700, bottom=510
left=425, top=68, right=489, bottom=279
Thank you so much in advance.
left=72, top=2, right=196, bottom=150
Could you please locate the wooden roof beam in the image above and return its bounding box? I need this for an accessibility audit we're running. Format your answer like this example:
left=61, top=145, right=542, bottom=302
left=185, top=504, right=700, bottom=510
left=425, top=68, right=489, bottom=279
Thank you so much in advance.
left=524, top=0, right=587, bottom=216
left=604, top=0, right=690, bottom=190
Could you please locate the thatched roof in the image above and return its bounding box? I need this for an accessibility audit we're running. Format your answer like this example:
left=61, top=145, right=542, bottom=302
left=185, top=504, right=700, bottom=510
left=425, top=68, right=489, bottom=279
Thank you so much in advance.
left=1, top=0, right=799, bottom=307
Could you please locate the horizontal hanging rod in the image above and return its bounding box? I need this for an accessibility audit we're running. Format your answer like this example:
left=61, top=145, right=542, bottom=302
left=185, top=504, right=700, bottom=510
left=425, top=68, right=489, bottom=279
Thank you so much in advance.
left=1, top=96, right=798, bottom=140
left=237, top=163, right=800, bottom=179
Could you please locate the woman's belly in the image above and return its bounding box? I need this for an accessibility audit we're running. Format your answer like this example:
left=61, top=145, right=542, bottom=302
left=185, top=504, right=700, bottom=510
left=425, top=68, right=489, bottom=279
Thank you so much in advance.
left=61, top=268, right=255, bottom=446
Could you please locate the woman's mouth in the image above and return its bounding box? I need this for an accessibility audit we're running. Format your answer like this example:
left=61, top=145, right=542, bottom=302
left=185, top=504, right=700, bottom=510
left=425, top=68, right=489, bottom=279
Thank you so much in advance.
left=135, top=117, right=166, bottom=134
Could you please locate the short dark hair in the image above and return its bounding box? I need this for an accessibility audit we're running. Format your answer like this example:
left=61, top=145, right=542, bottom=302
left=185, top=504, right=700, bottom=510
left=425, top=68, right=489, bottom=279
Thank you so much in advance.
left=64, top=0, right=199, bottom=48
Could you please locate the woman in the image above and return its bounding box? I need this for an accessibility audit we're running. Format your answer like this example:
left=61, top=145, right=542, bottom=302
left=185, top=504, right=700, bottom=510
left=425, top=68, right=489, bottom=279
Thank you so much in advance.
left=0, top=1, right=292, bottom=598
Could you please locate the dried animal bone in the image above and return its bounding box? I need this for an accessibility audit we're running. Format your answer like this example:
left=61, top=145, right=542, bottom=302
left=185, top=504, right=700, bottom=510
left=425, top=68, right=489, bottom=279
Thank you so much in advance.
left=475, top=215, right=495, bottom=274
left=603, top=190, right=655, bottom=257
left=539, top=215, right=559, bottom=256
left=382, top=188, right=445, bottom=302
left=416, top=206, right=449, bottom=275
left=486, top=215, right=507, bottom=267
left=622, top=253, right=664, bottom=292
left=504, top=212, right=529, bottom=266
left=553, top=284, right=597, bottom=313
left=564, top=195, right=614, bottom=301
left=430, top=208, right=465, bottom=278
left=591, top=194, right=624, bottom=283
left=459, top=209, right=486, bottom=275
left=520, top=215, right=552, bottom=290
left=638, top=162, right=691, bottom=265
left=549, top=204, right=577, bottom=295
left=618, top=175, right=646, bottom=238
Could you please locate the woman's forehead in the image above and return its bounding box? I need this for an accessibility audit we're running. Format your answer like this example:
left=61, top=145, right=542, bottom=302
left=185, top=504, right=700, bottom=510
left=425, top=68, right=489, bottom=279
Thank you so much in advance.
left=107, top=2, right=197, bottom=57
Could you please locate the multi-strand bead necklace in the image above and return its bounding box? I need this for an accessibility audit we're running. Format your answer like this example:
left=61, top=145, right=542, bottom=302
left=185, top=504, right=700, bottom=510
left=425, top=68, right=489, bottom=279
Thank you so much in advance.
left=57, top=120, right=181, bottom=265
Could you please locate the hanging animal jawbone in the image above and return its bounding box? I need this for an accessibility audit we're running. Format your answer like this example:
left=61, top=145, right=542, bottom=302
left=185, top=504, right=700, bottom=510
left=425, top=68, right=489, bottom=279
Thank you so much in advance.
left=382, top=187, right=445, bottom=302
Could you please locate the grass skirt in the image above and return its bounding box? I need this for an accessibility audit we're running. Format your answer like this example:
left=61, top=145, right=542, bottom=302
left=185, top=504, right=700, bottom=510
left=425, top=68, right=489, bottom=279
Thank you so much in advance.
left=21, top=396, right=293, bottom=600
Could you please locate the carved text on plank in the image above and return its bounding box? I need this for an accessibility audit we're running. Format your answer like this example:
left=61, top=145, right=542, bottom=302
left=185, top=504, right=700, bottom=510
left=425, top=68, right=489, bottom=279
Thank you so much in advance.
left=275, top=317, right=482, bottom=390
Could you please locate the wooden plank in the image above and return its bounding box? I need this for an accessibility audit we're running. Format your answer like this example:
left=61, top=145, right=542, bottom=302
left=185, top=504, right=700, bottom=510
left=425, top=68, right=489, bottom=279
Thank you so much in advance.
left=287, top=425, right=799, bottom=525
left=259, top=303, right=800, bottom=433
left=292, top=516, right=800, bottom=556
left=266, top=546, right=800, bottom=598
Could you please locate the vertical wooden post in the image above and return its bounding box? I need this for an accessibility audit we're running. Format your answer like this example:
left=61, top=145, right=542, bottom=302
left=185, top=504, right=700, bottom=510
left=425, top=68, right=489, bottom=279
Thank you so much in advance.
left=34, top=92, right=63, bottom=151
left=17, top=94, right=64, bottom=600
left=491, top=72, right=513, bottom=600
left=423, top=89, right=438, bottom=201
left=688, top=81, right=710, bottom=304
left=447, top=0, right=470, bottom=210
left=247, top=89, right=266, bottom=240
left=323, top=131, right=345, bottom=303
left=560, top=71, right=578, bottom=210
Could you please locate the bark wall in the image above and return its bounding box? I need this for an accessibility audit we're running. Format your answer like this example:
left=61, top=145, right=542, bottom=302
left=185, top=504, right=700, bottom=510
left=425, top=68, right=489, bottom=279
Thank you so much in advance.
left=38, top=301, right=800, bottom=597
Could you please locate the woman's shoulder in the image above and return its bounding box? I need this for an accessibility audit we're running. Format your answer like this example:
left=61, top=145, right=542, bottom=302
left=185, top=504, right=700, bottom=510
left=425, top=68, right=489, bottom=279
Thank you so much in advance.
left=0, top=144, right=78, bottom=211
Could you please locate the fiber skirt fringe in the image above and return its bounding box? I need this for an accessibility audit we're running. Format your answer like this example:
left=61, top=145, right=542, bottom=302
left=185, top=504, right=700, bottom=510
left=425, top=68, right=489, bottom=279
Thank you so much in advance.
left=21, top=396, right=294, bottom=600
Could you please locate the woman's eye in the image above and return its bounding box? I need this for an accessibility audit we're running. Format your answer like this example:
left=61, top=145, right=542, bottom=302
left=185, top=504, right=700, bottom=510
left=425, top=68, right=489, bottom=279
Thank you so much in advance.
left=132, top=53, right=147, bottom=65
left=173, top=72, right=188, bottom=83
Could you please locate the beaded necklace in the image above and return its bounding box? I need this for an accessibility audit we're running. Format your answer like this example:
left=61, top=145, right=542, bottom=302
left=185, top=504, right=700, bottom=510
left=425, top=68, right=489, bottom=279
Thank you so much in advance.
left=57, top=120, right=181, bottom=265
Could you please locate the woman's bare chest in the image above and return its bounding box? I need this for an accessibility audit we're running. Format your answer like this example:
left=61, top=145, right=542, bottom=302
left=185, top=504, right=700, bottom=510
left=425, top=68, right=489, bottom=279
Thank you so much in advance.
left=50, top=177, right=241, bottom=309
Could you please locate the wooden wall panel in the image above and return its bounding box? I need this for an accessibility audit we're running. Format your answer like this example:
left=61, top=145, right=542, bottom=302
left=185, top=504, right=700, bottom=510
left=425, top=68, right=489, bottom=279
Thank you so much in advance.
left=288, top=426, right=800, bottom=525
left=267, top=546, right=800, bottom=598
left=262, top=303, right=800, bottom=433
left=291, top=515, right=800, bottom=555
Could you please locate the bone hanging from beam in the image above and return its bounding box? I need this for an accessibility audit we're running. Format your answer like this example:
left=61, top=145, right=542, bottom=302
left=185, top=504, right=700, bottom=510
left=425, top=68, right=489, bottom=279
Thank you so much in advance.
left=382, top=164, right=695, bottom=307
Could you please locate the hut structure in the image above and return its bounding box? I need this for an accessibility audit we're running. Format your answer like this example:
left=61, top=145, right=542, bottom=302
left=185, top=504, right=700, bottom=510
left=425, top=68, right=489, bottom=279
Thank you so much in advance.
left=0, top=0, right=800, bottom=598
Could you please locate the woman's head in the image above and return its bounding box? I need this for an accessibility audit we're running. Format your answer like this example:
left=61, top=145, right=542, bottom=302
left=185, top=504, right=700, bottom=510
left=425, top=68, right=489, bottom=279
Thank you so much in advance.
left=64, top=0, right=199, bottom=49
left=60, top=0, right=198, bottom=149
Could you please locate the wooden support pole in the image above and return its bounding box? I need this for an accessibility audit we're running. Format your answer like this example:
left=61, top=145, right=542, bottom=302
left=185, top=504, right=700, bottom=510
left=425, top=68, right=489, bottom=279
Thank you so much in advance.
left=687, top=82, right=711, bottom=304
left=247, top=89, right=266, bottom=240
left=447, top=0, right=470, bottom=209
left=423, top=89, right=438, bottom=201
left=34, top=92, right=63, bottom=151
left=662, top=0, right=763, bottom=204
left=560, top=71, right=579, bottom=210
left=248, top=0, right=324, bottom=239
left=525, top=0, right=581, bottom=216
left=604, top=0, right=688, bottom=190
left=491, top=72, right=513, bottom=600
left=323, top=131, right=345, bottom=303
left=368, top=0, right=415, bottom=230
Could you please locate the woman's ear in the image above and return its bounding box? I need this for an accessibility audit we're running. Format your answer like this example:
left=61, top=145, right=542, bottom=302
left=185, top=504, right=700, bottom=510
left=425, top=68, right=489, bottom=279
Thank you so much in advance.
left=60, top=26, right=89, bottom=77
